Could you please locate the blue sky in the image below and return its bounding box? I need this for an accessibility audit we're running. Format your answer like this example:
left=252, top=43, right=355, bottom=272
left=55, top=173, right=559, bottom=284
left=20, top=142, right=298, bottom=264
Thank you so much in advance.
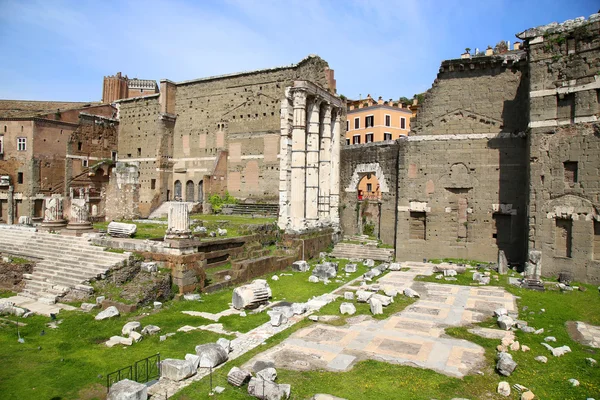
left=0, top=0, right=597, bottom=102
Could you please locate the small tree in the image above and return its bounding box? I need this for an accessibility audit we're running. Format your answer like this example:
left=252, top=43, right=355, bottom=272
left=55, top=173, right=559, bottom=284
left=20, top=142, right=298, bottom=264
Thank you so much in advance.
left=465, top=47, right=471, bottom=54
left=494, top=40, right=508, bottom=54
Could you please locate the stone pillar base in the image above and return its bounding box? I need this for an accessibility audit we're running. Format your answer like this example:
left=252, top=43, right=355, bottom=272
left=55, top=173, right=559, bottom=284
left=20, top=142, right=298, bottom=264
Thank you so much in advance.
left=41, top=220, right=67, bottom=229
left=66, top=222, right=93, bottom=231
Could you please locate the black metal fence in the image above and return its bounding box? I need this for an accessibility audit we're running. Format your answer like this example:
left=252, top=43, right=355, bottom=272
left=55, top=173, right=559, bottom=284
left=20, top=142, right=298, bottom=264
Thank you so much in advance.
left=106, top=353, right=161, bottom=391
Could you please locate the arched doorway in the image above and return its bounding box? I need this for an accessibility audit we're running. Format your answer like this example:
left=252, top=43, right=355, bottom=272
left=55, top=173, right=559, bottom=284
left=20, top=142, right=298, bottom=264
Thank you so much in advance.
left=198, top=180, right=204, bottom=203
left=357, top=173, right=381, bottom=201
left=356, top=174, right=381, bottom=238
left=174, top=180, right=182, bottom=200
left=186, top=180, right=194, bottom=202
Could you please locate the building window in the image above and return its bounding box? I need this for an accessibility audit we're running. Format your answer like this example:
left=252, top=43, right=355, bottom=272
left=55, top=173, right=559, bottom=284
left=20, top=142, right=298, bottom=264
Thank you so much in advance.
left=346, top=120, right=349, bottom=131
left=17, top=172, right=23, bottom=184
left=346, top=138, right=350, bottom=145
left=354, top=117, right=359, bottom=129
left=384, top=132, right=392, bottom=141
left=137, top=148, right=141, bottom=157
left=151, top=179, right=156, bottom=190
left=555, top=218, right=572, bottom=258
left=400, top=117, right=406, bottom=129
left=3, top=126, right=6, bottom=132
left=367, top=183, right=372, bottom=192
left=365, top=115, right=374, bottom=128
left=557, top=94, right=575, bottom=123
left=594, top=220, right=600, bottom=260
left=410, top=211, right=426, bottom=240
left=352, top=135, right=361, bottom=144
left=0, top=135, right=3, bottom=154
left=111, top=151, right=117, bottom=161
left=385, top=114, right=391, bottom=127
left=77, top=142, right=82, bottom=151
left=365, top=133, right=374, bottom=143
left=82, top=159, right=89, bottom=168
left=17, top=137, right=26, bottom=151
left=564, top=161, right=578, bottom=185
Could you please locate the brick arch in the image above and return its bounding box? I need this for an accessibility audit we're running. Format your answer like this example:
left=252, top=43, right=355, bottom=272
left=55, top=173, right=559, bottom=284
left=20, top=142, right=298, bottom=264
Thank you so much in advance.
left=344, top=162, right=390, bottom=193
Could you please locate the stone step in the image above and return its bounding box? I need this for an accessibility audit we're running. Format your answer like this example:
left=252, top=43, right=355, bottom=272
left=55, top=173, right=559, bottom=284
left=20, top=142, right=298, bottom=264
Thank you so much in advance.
left=0, top=243, right=127, bottom=263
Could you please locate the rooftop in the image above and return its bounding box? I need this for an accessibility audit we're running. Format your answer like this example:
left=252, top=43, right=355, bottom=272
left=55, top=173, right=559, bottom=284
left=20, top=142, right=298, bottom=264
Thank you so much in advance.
left=516, top=12, right=600, bottom=40
left=0, top=100, right=102, bottom=118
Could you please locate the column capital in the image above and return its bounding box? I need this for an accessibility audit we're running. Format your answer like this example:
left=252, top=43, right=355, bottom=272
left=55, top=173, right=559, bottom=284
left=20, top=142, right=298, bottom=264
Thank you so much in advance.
left=292, top=89, right=307, bottom=108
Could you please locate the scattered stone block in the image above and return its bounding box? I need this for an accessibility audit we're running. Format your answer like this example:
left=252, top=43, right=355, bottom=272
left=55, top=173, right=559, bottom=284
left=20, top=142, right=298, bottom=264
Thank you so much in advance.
left=195, top=343, right=229, bottom=368
left=214, top=386, right=225, bottom=394
left=270, top=313, right=287, bottom=327
left=371, top=294, right=393, bottom=306
left=309, top=315, right=319, bottom=322
left=161, top=359, right=196, bottom=381
left=551, top=345, right=571, bottom=357
left=141, top=262, right=157, bottom=273
left=521, top=391, right=535, bottom=400
left=363, top=259, right=375, bottom=267
left=271, top=275, right=279, bottom=281
left=256, top=367, right=277, bottom=382
left=389, top=263, right=401, bottom=271
left=160, top=335, right=167, bottom=342
left=312, top=264, right=337, bottom=280
left=141, top=325, right=160, bottom=335
left=496, top=352, right=517, bottom=376
left=108, top=222, right=137, bottom=238
left=247, top=377, right=290, bottom=400
left=227, top=366, right=251, bottom=387
left=291, top=303, right=307, bottom=315
left=340, top=303, right=356, bottom=315
left=510, top=341, right=520, bottom=351
left=586, top=357, right=597, bottom=366
left=308, top=276, right=319, bottom=283
left=494, top=308, right=508, bottom=317
left=252, top=360, right=276, bottom=373
left=80, top=303, right=97, bottom=312
left=534, top=328, right=544, bottom=335
left=122, top=321, right=141, bottom=336
left=369, top=298, right=383, bottom=315
left=185, top=353, right=201, bottom=369
left=521, top=345, right=530, bottom=352
left=403, top=288, right=420, bottom=298
left=544, top=336, right=556, bottom=342
left=344, top=292, right=354, bottom=300
left=344, top=263, right=357, bottom=273
left=292, top=261, right=309, bottom=272
left=130, top=331, right=143, bottom=343
left=311, top=395, right=347, bottom=400
left=107, top=378, right=148, bottom=400
left=184, top=293, right=201, bottom=301
left=497, top=381, right=511, bottom=397
left=356, top=290, right=373, bottom=302
left=96, top=296, right=105, bottom=305
left=444, top=269, right=457, bottom=277
left=497, top=316, right=514, bottom=330
left=568, top=378, right=579, bottom=386
left=521, top=326, right=535, bottom=333
left=232, top=279, right=272, bottom=310
left=95, top=306, right=120, bottom=321
left=534, top=355, right=548, bottom=363
left=217, top=338, right=232, bottom=353
left=153, top=301, right=162, bottom=310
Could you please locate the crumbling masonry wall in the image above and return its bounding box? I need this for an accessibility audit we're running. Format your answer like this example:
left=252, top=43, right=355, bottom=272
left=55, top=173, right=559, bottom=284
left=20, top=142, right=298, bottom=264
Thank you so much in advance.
left=518, top=15, right=600, bottom=283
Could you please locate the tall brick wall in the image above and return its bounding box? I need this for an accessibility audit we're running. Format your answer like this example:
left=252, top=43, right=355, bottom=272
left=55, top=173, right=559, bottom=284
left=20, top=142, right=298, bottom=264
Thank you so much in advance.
left=520, top=16, right=600, bottom=283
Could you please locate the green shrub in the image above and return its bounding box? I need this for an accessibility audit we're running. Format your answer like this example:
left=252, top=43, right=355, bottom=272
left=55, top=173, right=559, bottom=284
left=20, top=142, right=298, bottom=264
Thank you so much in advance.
left=208, top=192, right=238, bottom=213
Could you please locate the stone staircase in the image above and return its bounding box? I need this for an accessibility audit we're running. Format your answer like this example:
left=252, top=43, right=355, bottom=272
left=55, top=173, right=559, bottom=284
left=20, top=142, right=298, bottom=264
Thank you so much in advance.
left=0, top=225, right=130, bottom=303
left=228, top=203, right=279, bottom=216
left=330, top=240, right=394, bottom=262
left=148, top=201, right=198, bottom=219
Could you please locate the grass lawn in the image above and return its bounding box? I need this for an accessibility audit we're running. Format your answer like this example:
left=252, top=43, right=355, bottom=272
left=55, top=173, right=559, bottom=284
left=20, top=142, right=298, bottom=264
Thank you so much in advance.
left=0, top=289, right=16, bottom=298
left=175, top=270, right=600, bottom=400
left=0, top=256, right=370, bottom=399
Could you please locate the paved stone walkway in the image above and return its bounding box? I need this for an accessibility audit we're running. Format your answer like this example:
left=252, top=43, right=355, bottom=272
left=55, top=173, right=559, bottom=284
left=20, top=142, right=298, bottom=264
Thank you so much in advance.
left=244, top=262, right=516, bottom=378
left=0, top=295, right=76, bottom=317
left=567, top=321, right=600, bottom=348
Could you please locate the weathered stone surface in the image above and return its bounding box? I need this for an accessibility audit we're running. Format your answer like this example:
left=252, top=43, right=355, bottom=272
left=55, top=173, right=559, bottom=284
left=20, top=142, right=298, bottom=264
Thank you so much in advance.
left=389, top=263, right=402, bottom=271
left=343, top=291, right=354, bottom=300
left=497, top=316, right=514, bottom=330
left=247, top=377, right=290, bottom=400
left=498, top=250, right=508, bottom=275
left=371, top=293, right=393, bottom=306
left=80, top=303, right=97, bottom=312
left=140, top=262, right=157, bottom=273
left=496, top=352, right=517, bottom=376
left=311, top=395, right=347, bottom=400
left=340, top=303, right=356, bottom=315
left=161, top=359, right=196, bottom=381
left=95, top=306, right=120, bottom=320
left=141, top=325, right=160, bottom=335
left=363, top=259, right=375, bottom=267
left=312, top=264, right=337, bottom=280
left=107, top=378, right=148, bottom=400
left=130, top=331, right=143, bottom=343
left=256, top=367, right=277, bottom=382
left=510, top=341, right=520, bottom=351
left=232, top=280, right=272, bottom=310
left=217, top=338, right=232, bottom=353
left=195, top=343, right=229, bottom=367
left=308, top=276, right=319, bottom=283
left=270, top=313, right=287, bottom=327
left=494, top=308, right=508, bottom=317
left=227, top=366, right=251, bottom=387
left=356, top=290, right=373, bottom=302
left=369, top=297, right=383, bottom=315
left=520, top=391, right=535, bottom=400
left=122, top=321, right=141, bottom=336
left=185, top=353, right=201, bottom=369
left=444, top=269, right=457, bottom=277
left=184, top=293, right=201, bottom=301
left=403, top=288, right=420, bottom=298
left=568, top=378, right=579, bottom=386
left=497, top=381, right=511, bottom=397
left=534, top=355, right=548, bottom=363
left=292, top=261, right=309, bottom=272
left=107, top=222, right=137, bottom=238
left=252, top=360, right=276, bottom=373
left=291, top=303, right=308, bottom=315
left=344, top=263, right=357, bottom=273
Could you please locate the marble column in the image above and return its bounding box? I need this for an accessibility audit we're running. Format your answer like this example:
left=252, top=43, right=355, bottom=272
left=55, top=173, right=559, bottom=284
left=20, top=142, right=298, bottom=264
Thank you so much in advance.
left=278, top=89, right=293, bottom=231
left=7, top=186, right=14, bottom=225
left=165, top=202, right=192, bottom=239
left=329, top=109, right=341, bottom=228
left=41, top=194, right=67, bottom=228
left=305, top=96, right=321, bottom=228
left=66, top=197, right=93, bottom=230
left=318, top=104, right=332, bottom=222
left=290, top=90, right=307, bottom=231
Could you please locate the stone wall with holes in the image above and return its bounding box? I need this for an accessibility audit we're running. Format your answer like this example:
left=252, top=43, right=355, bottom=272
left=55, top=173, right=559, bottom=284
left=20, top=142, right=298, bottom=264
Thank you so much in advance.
left=394, top=136, right=529, bottom=263
left=411, top=54, right=528, bottom=136
left=521, top=16, right=600, bottom=282
left=115, top=56, right=334, bottom=215
left=339, top=141, right=399, bottom=245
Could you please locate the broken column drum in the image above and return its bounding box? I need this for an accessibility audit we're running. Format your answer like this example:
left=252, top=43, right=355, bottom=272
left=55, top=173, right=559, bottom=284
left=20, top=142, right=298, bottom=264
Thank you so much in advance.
left=165, top=202, right=192, bottom=239
left=41, top=194, right=67, bottom=228
left=232, top=279, right=272, bottom=310
left=67, top=196, right=93, bottom=230
left=278, top=81, right=344, bottom=233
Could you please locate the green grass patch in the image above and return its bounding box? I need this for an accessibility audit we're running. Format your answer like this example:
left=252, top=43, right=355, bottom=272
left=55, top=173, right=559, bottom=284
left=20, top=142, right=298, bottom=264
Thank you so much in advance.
left=8, top=256, right=31, bottom=264
left=0, top=289, right=15, bottom=298
left=428, top=257, right=490, bottom=267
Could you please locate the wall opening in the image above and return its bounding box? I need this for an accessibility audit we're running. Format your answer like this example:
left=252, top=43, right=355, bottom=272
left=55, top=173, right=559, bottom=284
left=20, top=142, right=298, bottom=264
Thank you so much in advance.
left=563, top=161, right=578, bottom=186
left=17, top=172, right=23, bottom=184
left=555, top=218, right=572, bottom=258
left=151, top=179, right=156, bottom=190
left=557, top=93, right=575, bottom=123
left=594, top=220, right=600, bottom=261
left=174, top=180, right=182, bottom=200
left=198, top=180, right=204, bottom=203
left=186, top=180, right=195, bottom=202
left=357, top=174, right=380, bottom=201
left=410, top=211, right=426, bottom=240
left=493, top=213, right=513, bottom=259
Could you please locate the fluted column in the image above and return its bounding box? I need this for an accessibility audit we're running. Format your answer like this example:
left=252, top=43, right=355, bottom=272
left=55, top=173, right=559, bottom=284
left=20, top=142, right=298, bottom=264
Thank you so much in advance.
left=278, top=90, right=293, bottom=231
left=290, top=90, right=307, bottom=231
left=165, top=202, right=192, bottom=239
left=318, top=104, right=332, bottom=222
left=66, top=197, right=92, bottom=230
left=305, top=97, right=321, bottom=228
left=330, top=109, right=341, bottom=228
left=41, top=194, right=67, bottom=228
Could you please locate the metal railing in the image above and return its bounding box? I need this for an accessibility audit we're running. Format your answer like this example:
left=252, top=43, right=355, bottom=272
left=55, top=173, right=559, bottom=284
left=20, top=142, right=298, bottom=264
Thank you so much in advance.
left=106, top=353, right=160, bottom=391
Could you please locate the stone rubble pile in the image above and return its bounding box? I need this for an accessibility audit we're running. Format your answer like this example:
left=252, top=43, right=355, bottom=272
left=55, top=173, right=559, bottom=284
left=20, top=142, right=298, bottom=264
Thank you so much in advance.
left=226, top=364, right=291, bottom=400
left=232, top=280, right=272, bottom=310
